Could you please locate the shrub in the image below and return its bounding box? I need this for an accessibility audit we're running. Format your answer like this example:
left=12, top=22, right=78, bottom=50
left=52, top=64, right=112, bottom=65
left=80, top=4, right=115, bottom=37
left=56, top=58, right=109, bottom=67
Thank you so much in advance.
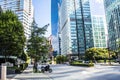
left=70, top=61, right=94, bottom=67
left=56, top=55, right=68, bottom=64
left=70, top=63, right=94, bottom=67
left=97, top=59, right=115, bottom=63
left=97, top=60, right=104, bottom=63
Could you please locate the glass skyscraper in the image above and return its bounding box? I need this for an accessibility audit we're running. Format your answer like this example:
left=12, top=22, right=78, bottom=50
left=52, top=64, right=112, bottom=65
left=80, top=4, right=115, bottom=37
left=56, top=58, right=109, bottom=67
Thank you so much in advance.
left=0, top=0, right=34, bottom=40
left=104, top=0, right=120, bottom=61
left=91, top=16, right=107, bottom=48
left=104, top=0, right=120, bottom=51
left=51, top=0, right=62, bottom=54
left=51, top=0, right=61, bottom=36
left=59, top=0, right=93, bottom=57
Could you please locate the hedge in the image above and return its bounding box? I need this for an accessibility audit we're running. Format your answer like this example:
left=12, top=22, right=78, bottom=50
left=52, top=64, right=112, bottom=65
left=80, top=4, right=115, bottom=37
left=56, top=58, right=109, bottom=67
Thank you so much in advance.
left=70, top=61, right=94, bottom=67
left=70, top=63, right=94, bottom=67
left=97, top=60, right=116, bottom=63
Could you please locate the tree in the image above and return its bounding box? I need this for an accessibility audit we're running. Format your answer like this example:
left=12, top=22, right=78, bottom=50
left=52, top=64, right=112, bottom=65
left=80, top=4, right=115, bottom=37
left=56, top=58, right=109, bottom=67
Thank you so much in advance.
left=27, top=20, right=49, bottom=62
left=27, top=21, right=49, bottom=72
left=0, top=10, right=26, bottom=62
left=85, top=48, right=109, bottom=61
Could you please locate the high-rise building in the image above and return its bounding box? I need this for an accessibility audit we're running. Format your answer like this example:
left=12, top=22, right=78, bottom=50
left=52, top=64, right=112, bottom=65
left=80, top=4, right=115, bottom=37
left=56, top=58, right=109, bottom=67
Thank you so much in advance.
left=51, top=0, right=62, bottom=54
left=90, top=0, right=107, bottom=48
left=104, top=0, right=120, bottom=51
left=51, top=0, right=61, bottom=36
left=59, top=0, right=93, bottom=57
left=0, top=0, right=34, bottom=40
left=91, top=15, right=107, bottom=48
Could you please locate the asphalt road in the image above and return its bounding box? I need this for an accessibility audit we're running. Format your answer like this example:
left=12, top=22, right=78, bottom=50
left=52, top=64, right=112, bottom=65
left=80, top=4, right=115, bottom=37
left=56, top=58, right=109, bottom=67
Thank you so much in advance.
left=7, top=64, right=120, bottom=80
left=45, top=64, right=120, bottom=80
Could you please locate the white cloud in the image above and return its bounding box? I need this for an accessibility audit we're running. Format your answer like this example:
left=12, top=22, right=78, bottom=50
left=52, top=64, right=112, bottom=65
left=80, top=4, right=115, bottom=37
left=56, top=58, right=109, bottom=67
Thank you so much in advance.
left=52, top=35, right=59, bottom=51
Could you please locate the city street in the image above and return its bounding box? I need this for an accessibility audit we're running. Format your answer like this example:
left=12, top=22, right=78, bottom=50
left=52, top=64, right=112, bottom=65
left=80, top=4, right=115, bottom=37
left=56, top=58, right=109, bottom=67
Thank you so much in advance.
left=7, top=64, right=120, bottom=80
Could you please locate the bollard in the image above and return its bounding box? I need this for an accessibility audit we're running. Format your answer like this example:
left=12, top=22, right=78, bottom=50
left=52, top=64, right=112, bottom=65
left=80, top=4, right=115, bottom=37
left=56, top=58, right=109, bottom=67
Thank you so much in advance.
left=1, top=63, right=7, bottom=80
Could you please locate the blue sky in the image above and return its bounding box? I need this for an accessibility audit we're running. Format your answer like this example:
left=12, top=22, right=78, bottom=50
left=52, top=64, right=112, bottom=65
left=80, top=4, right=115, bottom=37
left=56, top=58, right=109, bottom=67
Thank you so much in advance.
left=32, top=0, right=51, bottom=37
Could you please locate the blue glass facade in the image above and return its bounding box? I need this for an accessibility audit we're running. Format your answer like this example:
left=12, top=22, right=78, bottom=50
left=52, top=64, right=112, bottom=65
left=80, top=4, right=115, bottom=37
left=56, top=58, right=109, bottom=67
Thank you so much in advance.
left=51, top=0, right=61, bottom=36
left=104, top=0, right=120, bottom=50
left=59, top=0, right=93, bottom=56
left=70, top=0, right=93, bottom=54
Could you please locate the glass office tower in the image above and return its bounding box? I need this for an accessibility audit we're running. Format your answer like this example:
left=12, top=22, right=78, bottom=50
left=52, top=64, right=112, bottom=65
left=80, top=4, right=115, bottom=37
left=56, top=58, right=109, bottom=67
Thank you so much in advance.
left=92, top=16, right=107, bottom=48
left=51, top=0, right=61, bottom=36
left=104, top=0, right=120, bottom=61
left=59, top=0, right=93, bottom=57
left=0, top=0, right=34, bottom=40
left=51, top=0, right=62, bottom=54
left=104, top=0, right=120, bottom=50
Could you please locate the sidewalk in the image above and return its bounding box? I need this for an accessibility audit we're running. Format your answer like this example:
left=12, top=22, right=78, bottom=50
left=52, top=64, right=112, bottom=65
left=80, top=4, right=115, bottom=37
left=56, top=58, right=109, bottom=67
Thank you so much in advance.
left=7, top=65, right=53, bottom=80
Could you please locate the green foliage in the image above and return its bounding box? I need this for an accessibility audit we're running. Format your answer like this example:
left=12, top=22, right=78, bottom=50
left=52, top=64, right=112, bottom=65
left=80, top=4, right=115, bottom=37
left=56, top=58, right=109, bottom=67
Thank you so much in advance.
left=8, top=63, right=28, bottom=73
left=85, top=48, right=108, bottom=60
left=70, top=61, right=82, bottom=64
left=56, top=55, right=68, bottom=64
left=15, top=63, right=28, bottom=73
left=70, top=61, right=94, bottom=67
left=97, top=60, right=115, bottom=63
left=97, top=60, right=105, bottom=63
left=27, top=21, right=49, bottom=62
left=19, top=52, right=29, bottom=61
left=0, top=10, right=26, bottom=58
left=20, top=63, right=28, bottom=70
left=85, top=48, right=116, bottom=61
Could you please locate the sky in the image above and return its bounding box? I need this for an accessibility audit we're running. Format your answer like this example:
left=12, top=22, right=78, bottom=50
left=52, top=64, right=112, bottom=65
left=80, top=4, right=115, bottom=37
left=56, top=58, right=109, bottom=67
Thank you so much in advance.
left=32, top=0, right=51, bottom=37
left=90, top=0, right=105, bottom=15
left=32, top=0, right=58, bottom=51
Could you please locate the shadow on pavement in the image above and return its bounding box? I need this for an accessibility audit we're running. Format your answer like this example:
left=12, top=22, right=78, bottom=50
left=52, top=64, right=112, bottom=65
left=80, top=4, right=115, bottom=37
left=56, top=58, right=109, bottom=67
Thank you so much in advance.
left=49, top=74, right=69, bottom=79
left=86, top=73, right=120, bottom=80
left=14, top=77, right=53, bottom=80
left=54, top=69, right=84, bottom=74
